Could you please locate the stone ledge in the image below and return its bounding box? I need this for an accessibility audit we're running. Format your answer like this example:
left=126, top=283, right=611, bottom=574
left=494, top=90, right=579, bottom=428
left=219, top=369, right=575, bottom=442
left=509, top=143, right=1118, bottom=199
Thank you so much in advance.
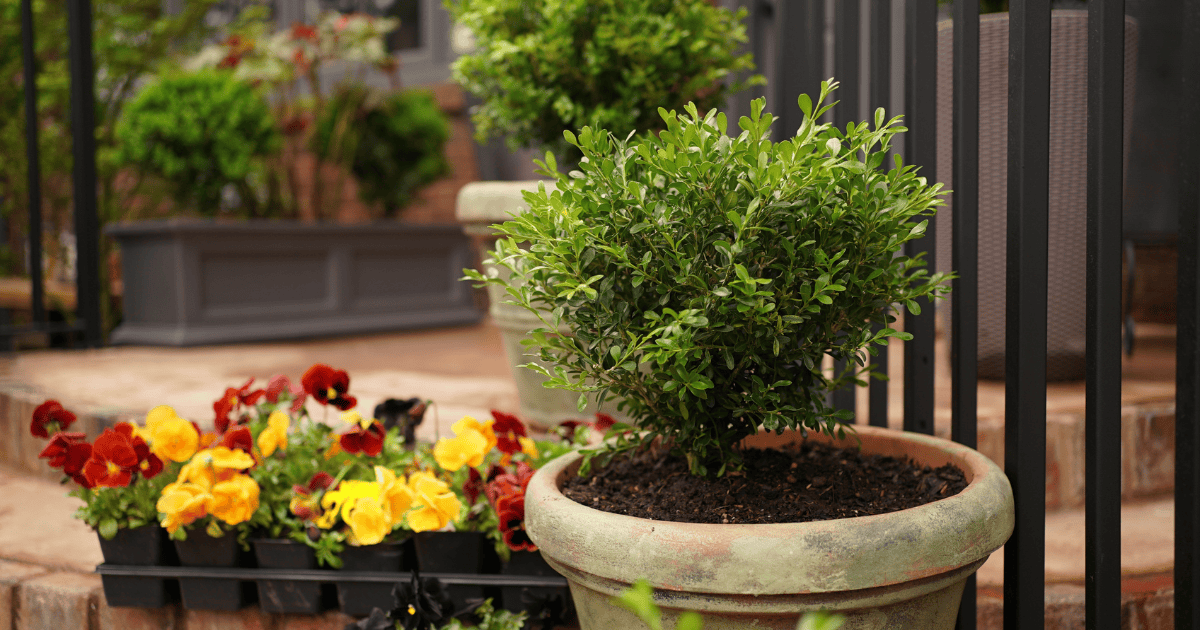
left=0, top=560, right=1175, bottom=630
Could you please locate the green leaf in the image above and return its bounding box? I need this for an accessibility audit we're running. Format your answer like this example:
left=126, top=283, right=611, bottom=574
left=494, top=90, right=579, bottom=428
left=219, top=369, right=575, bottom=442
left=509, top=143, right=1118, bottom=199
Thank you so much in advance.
left=98, top=519, right=119, bottom=540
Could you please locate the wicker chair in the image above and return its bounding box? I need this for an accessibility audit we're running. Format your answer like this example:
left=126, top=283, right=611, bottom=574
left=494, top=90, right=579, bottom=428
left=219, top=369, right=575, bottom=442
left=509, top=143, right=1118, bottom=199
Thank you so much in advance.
left=934, top=10, right=1139, bottom=381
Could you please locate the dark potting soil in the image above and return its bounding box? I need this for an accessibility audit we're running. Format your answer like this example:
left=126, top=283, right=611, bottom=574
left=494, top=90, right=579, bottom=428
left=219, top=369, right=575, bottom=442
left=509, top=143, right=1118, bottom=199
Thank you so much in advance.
left=561, top=441, right=968, bottom=524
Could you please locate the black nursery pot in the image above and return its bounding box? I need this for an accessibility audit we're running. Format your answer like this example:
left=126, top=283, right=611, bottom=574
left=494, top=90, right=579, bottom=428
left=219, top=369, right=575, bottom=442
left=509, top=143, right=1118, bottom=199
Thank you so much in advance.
left=252, top=538, right=324, bottom=614
left=413, top=531, right=494, bottom=614
left=337, top=539, right=411, bottom=616
left=173, top=528, right=255, bottom=611
left=96, top=525, right=178, bottom=608
left=500, top=550, right=572, bottom=624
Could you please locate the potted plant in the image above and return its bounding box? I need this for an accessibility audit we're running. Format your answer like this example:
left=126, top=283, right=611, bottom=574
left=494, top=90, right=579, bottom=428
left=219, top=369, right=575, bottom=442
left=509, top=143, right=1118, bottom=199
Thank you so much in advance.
left=447, top=0, right=760, bottom=428
left=30, top=400, right=197, bottom=608
left=105, top=11, right=479, bottom=346
left=467, top=81, right=1015, bottom=628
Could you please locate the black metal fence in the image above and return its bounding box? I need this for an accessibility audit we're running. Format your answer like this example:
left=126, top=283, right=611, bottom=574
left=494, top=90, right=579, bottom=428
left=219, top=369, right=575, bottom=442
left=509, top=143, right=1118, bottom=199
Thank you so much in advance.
left=9, top=0, right=102, bottom=349
left=14, top=0, right=1195, bottom=627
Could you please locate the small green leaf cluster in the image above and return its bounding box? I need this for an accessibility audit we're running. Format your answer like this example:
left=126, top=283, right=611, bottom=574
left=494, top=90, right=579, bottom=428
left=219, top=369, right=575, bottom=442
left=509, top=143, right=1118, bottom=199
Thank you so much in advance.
left=114, top=68, right=281, bottom=217
left=469, top=80, right=949, bottom=477
left=444, top=0, right=760, bottom=160
left=312, top=86, right=451, bottom=217
left=73, top=472, right=172, bottom=540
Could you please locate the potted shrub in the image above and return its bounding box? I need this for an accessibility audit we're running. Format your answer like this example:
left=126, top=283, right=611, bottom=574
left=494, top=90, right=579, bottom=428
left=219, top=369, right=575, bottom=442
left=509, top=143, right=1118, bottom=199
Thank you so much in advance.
left=467, top=81, right=1015, bottom=628
left=448, top=0, right=760, bottom=428
left=106, top=11, right=479, bottom=346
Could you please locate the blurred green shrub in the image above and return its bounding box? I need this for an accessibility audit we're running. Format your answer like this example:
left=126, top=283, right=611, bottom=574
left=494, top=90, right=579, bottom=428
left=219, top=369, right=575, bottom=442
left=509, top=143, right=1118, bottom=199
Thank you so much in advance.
left=313, top=86, right=451, bottom=217
left=114, top=69, right=281, bottom=218
left=445, top=0, right=761, bottom=161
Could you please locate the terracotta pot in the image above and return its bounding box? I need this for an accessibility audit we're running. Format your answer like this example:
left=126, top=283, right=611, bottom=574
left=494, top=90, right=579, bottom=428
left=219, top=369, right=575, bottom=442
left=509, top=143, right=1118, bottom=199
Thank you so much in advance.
left=525, top=425, right=1014, bottom=630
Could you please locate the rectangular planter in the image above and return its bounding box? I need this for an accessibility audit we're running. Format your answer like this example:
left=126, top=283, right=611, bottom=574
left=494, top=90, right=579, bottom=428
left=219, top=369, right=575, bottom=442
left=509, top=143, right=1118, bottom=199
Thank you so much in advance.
left=106, top=220, right=480, bottom=346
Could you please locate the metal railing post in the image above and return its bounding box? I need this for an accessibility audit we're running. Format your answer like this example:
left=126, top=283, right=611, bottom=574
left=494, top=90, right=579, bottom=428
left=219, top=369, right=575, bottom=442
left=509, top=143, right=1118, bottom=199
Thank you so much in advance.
left=1004, top=1, right=1050, bottom=628
left=66, top=0, right=102, bottom=348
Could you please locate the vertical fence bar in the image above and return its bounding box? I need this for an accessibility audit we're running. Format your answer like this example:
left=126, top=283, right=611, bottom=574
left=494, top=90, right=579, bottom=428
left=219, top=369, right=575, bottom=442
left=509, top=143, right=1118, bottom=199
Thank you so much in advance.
left=66, top=0, right=102, bottom=347
left=950, top=1, right=979, bottom=628
left=867, top=0, right=891, bottom=429
left=834, top=0, right=861, bottom=125
left=1004, top=1, right=1050, bottom=628
left=775, top=0, right=812, bottom=143
left=903, top=0, right=936, bottom=435
left=1084, top=1, right=1124, bottom=628
left=20, top=0, right=46, bottom=327
left=1177, top=0, right=1200, bottom=626
left=832, top=1, right=861, bottom=418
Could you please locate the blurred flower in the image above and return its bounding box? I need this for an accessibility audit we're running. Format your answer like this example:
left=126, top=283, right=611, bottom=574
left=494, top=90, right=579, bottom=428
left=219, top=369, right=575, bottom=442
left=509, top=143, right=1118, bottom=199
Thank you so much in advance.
left=208, top=474, right=260, bottom=525
left=302, top=364, right=357, bottom=410
left=39, top=432, right=92, bottom=486
left=491, top=410, right=528, bottom=455
left=376, top=466, right=415, bottom=522
left=452, top=416, right=496, bottom=452
left=157, top=482, right=210, bottom=534
left=345, top=496, right=388, bottom=545
left=219, top=426, right=255, bottom=455
left=340, top=412, right=385, bottom=457
left=405, top=471, right=461, bottom=533
left=31, top=400, right=77, bottom=438
left=265, top=374, right=307, bottom=413
left=431, top=427, right=488, bottom=472
left=213, top=378, right=265, bottom=433
left=392, top=571, right=455, bottom=630
left=144, top=405, right=200, bottom=463
left=257, top=410, right=290, bottom=457
left=83, top=424, right=142, bottom=488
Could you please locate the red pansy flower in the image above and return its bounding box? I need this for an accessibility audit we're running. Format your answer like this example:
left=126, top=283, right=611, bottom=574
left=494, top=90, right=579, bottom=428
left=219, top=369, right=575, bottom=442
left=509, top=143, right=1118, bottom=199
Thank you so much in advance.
left=265, top=374, right=308, bottom=414
left=463, top=467, right=484, bottom=505
left=339, top=421, right=385, bottom=457
left=31, top=400, right=77, bottom=438
left=219, top=425, right=254, bottom=454
left=132, top=437, right=164, bottom=480
left=301, top=364, right=357, bottom=410
left=83, top=424, right=141, bottom=488
left=593, top=413, right=617, bottom=432
left=292, top=471, right=334, bottom=496
left=490, top=410, right=528, bottom=455
left=495, top=492, right=535, bottom=552
left=213, top=378, right=265, bottom=433
left=39, top=431, right=92, bottom=482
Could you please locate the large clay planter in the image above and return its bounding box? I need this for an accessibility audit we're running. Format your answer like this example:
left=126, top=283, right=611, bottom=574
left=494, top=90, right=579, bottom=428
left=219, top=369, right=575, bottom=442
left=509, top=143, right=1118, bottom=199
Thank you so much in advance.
left=525, top=425, right=1014, bottom=630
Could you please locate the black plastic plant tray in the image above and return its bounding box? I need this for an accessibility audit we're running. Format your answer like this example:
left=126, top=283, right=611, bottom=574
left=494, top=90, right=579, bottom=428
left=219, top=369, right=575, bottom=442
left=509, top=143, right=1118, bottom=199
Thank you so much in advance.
left=95, top=564, right=569, bottom=587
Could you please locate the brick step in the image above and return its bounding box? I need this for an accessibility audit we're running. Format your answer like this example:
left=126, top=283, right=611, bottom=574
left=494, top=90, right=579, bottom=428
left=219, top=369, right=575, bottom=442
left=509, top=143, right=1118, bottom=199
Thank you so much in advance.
left=872, top=323, right=1177, bottom=512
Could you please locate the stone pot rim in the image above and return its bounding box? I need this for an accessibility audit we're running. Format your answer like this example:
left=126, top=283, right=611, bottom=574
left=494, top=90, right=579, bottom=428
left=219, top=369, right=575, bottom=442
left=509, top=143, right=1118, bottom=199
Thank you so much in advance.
left=525, top=424, right=1014, bottom=595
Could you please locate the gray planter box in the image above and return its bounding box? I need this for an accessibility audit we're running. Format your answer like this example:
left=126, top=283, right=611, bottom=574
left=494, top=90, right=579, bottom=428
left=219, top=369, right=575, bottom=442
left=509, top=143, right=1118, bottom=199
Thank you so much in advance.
left=107, top=220, right=480, bottom=346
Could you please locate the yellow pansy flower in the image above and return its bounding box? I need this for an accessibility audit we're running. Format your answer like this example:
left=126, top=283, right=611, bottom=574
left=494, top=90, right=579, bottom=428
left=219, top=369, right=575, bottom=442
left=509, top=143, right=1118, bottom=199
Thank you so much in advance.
left=320, top=480, right=380, bottom=525
left=257, top=411, right=290, bottom=457
left=157, top=482, right=211, bottom=534
left=518, top=436, right=539, bottom=459
left=209, top=474, right=260, bottom=526
left=375, top=466, right=415, bottom=528
left=452, top=416, right=497, bottom=453
left=340, top=409, right=375, bottom=430
left=144, top=405, right=200, bottom=463
left=405, top=471, right=461, bottom=532
left=345, top=497, right=389, bottom=546
left=432, top=429, right=488, bottom=471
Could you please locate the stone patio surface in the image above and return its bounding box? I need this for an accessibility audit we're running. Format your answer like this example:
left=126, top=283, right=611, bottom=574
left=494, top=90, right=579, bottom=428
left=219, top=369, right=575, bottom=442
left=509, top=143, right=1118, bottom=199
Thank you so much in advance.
left=0, top=318, right=1176, bottom=595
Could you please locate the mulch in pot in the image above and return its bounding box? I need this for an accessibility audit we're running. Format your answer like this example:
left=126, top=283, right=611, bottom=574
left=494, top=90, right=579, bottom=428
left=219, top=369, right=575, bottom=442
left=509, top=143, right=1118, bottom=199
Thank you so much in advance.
left=561, top=439, right=968, bottom=525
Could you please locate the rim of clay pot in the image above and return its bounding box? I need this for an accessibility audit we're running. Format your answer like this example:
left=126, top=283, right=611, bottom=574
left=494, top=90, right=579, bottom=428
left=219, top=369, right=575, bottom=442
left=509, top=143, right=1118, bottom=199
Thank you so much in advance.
left=525, top=424, right=1014, bottom=595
